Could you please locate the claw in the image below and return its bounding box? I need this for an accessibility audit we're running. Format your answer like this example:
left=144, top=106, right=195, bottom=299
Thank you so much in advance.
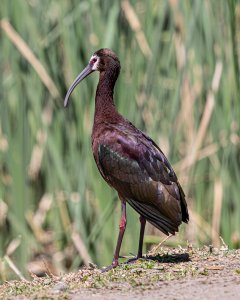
left=101, top=260, right=119, bottom=273
left=126, top=254, right=149, bottom=265
left=126, top=256, right=139, bottom=264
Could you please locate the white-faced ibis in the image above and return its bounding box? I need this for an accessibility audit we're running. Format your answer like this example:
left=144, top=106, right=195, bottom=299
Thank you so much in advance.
left=64, top=48, right=189, bottom=271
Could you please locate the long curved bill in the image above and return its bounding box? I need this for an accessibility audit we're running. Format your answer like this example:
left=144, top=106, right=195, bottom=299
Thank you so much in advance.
left=64, top=64, right=93, bottom=107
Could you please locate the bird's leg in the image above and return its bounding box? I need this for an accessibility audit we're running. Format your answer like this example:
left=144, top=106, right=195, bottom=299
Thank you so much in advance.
left=112, top=200, right=127, bottom=266
left=127, top=215, right=146, bottom=264
left=101, top=199, right=126, bottom=272
left=137, top=215, right=146, bottom=258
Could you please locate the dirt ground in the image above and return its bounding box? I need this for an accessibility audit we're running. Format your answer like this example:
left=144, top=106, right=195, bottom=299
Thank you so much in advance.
left=1, top=246, right=240, bottom=299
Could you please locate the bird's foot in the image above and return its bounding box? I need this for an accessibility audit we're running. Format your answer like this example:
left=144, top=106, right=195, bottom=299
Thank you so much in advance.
left=100, top=265, right=114, bottom=273
left=125, top=253, right=151, bottom=264
left=101, top=259, right=118, bottom=273
left=126, top=255, right=142, bottom=264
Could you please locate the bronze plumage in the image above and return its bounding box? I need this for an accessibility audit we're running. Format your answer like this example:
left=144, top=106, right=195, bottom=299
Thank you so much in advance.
left=64, top=48, right=189, bottom=270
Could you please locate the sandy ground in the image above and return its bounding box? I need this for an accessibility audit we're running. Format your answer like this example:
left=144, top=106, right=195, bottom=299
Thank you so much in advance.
left=1, top=247, right=240, bottom=299
left=69, top=247, right=240, bottom=300
left=73, top=277, right=240, bottom=300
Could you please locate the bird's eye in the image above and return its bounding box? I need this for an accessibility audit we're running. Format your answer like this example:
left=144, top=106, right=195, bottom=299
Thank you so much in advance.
left=90, top=58, right=97, bottom=65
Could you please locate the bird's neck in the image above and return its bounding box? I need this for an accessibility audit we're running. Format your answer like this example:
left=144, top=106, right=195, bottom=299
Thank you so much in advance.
left=94, top=67, right=120, bottom=124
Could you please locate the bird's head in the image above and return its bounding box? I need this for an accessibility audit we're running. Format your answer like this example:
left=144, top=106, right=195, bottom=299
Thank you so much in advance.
left=64, top=48, right=120, bottom=107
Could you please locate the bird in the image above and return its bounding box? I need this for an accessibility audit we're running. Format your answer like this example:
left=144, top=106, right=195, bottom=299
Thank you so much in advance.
left=64, top=48, right=189, bottom=271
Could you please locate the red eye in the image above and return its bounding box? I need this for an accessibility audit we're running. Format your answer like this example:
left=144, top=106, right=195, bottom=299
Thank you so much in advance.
left=90, top=58, right=97, bottom=65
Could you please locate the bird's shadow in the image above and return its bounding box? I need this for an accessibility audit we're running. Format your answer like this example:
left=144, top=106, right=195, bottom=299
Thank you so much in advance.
left=145, top=252, right=190, bottom=264
left=101, top=253, right=190, bottom=272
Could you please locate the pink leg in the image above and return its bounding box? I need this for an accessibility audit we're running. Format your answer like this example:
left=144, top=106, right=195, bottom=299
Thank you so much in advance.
left=112, top=200, right=127, bottom=267
left=102, top=199, right=126, bottom=272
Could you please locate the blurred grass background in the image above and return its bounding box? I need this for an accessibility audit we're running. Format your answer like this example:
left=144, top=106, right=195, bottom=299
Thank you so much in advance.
left=0, top=0, right=240, bottom=280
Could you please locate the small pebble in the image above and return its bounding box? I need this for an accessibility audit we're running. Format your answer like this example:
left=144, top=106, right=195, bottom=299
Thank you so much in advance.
left=51, top=281, right=68, bottom=294
left=89, top=262, right=98, bottom=269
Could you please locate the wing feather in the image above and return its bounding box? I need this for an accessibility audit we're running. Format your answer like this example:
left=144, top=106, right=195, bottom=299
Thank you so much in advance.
left=127, top=199, right=179, bottom=235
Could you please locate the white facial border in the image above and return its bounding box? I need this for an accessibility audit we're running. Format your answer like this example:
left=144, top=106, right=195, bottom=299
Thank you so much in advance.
left=90, top=55, right=100, bottom=70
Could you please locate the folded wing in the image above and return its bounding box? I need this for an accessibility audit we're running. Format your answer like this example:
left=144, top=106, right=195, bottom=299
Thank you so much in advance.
left=97, top=124, right=189, bottom=235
